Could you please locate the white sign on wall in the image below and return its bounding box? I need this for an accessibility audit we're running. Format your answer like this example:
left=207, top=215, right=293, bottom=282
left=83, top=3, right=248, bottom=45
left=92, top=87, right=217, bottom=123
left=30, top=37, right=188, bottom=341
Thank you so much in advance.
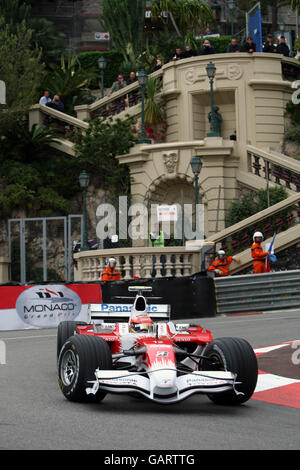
left=157, top=205, right=178, bottom=222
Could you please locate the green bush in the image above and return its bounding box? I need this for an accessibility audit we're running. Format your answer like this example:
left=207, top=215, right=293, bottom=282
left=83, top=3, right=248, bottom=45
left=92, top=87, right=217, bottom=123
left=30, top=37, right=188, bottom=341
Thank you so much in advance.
left=195, top=36, right=232, bottom=54
left=286, top=100, right=300, bottom=125
left=284, top=123, right=300, bottom=143
left=77, top=51, right=124, bottom=89
left=226, top=187, right=288, bottom=227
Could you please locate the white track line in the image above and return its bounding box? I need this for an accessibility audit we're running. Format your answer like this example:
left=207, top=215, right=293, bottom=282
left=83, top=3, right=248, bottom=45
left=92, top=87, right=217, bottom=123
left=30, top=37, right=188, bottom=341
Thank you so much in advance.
left=1, top=334, right=56, bottom=341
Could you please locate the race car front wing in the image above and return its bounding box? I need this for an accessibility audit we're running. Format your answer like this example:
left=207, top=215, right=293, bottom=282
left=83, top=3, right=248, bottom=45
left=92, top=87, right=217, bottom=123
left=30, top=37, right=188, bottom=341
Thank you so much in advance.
left=86, top=370, right=242, bottom=404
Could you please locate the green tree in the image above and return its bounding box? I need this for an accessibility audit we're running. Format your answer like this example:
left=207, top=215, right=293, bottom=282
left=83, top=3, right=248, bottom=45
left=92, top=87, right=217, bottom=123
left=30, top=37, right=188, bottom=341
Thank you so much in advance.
left=226, top=187, right=288, bottom=227
left=100, top=0, right=147, bottom=63
left=0, top=17, right=44, bottom=130
left=29, top=18, right=67, bottom=69
left=42, top=55, right=97, bottom=114
left=0, top=0, right=31, bottom=30
left=0, top=121, right=73, bottom=217
left=151, top=0, right=213, bottom=38
left=73, top=117, right=137, bottom=196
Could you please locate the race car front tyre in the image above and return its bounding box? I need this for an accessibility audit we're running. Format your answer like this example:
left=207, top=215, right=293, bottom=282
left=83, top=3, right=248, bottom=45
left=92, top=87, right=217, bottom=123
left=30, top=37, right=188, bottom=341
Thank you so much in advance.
left=57, top=335, right=112, bottom=403
left=202, top=337, right=258, bottom=405
left=57, top=321, right=87, bottom=359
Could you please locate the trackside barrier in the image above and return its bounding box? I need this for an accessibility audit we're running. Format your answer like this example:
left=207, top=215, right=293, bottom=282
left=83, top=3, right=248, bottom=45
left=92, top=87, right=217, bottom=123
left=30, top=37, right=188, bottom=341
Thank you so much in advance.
left=0, top=275, right=217, bottom=330
left=214, top=270, right=300, bottom=314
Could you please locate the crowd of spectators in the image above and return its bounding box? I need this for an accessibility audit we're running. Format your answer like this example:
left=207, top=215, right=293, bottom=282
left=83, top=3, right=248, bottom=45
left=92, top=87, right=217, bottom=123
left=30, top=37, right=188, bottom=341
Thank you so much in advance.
left=38, top=33, right=292, bottom=116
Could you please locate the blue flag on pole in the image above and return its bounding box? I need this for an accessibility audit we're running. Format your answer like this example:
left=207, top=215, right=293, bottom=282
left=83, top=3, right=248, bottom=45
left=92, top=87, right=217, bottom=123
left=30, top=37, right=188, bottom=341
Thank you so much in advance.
left=249, top=7, right=263, bottom=52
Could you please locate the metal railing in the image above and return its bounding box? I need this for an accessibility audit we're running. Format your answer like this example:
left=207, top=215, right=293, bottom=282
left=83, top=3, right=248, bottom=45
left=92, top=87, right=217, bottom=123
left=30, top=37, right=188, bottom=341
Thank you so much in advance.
left=74, top=69, right=163, bottom=121
left=215, top=269, right=300, bottom=314
left=207, top=192, right=300, bottom=255
left=247, top=145, right=300, bottom=193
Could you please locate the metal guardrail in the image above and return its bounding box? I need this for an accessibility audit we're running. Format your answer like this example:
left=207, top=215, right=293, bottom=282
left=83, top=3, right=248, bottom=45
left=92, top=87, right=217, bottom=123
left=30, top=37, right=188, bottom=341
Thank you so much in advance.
left=215, top=270, right=300, bottom=314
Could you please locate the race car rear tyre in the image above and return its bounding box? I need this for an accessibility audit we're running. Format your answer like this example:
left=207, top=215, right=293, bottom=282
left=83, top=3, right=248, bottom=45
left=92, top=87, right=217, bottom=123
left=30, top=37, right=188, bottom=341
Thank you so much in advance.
left=58, top=335, right=112, bottom=403
left=202, top=337, right=258, bottom=406
left=57, top=321, right=87, bottom=359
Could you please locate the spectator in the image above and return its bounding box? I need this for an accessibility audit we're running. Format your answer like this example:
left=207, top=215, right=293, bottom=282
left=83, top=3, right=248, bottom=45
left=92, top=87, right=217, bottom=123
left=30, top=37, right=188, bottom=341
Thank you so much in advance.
left=127, top=71, right=137, bottom=86
left=243, top=36, right=256, bottom=54
left=46, top=94, right=64, bottom=112
left=127, top=71, right=138, bottom=106
left=262, top=34, right=277, bottom=54
left=182, top=45, right=197, bottom=58
left=39, top=90, right=51, bottom=106
left=200, top=39, right=215, bottom=55
left=203, top=27, right=213, bottom=37
left=276, top=36, right=290, bottom=57
left=104, top=226, right=120, bottom=250
left=109, top=74, right=127, bottom=95
left=109, top=74, right=127, bottom=114
left=153, top=58, right=163, bottom=71
left=172, top=47, right=184, bottom=61
left=226, top=37, right=240, bottom=53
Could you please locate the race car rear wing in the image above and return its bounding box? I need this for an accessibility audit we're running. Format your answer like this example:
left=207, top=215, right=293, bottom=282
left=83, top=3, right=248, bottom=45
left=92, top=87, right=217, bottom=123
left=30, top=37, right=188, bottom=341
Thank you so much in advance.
left=88, top=303, right=170, bottom=323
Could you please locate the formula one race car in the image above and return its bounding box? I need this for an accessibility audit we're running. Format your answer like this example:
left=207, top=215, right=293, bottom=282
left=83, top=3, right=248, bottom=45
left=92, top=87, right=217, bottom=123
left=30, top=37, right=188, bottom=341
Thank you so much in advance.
left=57, top=287, right=258, bottom=405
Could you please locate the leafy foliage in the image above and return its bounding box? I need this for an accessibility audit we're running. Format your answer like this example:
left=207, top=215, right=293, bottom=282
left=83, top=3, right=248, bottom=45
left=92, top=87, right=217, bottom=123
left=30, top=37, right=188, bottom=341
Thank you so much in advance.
left=73, top=117, right=137, bottom=196
left=151, top=0, right=214, bottom=38
left=77, top=51, right=124, bottom=89
left=100, top=0, right=147, bottom=63
left=145, top=77, right=164, bottom=126
left=0, top=0, right=67, bottom=68
left=226, top=187, right=288, bottom=227
left=42, top=55, right=98, bottom=114
left=0, top=17, right=43, bottom=130
left=0, top=122, right=74, bottom=217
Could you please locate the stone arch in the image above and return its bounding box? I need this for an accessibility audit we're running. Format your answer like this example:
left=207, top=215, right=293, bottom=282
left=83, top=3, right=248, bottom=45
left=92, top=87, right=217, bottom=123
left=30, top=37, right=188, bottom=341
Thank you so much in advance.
left=145, top=174, right=208, bottom=240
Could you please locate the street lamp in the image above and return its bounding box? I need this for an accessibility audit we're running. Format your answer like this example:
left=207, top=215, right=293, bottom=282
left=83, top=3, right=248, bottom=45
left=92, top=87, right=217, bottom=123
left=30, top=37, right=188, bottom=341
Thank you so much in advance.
left=190, top=156, right=203, bottom=239
left=279, top=21, right=286, bottom=32
left=137, top=69, right=151, bottom=144
left=227, top=0, right=235, bottom=37
left=206, top=62, right=222, bottom=137
left=79, top=170, right=90, bottom=251
left=98, top=56, right=107, bottom=99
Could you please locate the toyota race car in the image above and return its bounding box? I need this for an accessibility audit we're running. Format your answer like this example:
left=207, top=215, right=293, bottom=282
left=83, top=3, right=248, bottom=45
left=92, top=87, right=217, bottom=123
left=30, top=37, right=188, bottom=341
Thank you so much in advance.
left=57, top=287, right=258, bottom=405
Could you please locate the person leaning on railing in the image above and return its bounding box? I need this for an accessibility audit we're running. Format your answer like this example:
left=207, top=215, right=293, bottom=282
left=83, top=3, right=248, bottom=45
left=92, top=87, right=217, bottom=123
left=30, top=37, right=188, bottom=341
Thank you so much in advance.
left=109, top=74, right=127, bottom=114
left=208, top=250, right=240, bottom=277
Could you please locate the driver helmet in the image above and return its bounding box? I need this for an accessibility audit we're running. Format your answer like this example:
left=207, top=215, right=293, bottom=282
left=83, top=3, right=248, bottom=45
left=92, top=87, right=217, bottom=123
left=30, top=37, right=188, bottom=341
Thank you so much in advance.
left=130, top=315, right=153, bottom=333
left=253, top=231, right=264, bottom=242
left=217, top=250, right=226, bottom=259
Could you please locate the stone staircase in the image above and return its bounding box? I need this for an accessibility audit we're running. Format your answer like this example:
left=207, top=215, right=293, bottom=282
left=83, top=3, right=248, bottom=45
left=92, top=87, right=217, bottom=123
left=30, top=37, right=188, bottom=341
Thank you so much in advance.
left=28, top=59, right=300, bottom=278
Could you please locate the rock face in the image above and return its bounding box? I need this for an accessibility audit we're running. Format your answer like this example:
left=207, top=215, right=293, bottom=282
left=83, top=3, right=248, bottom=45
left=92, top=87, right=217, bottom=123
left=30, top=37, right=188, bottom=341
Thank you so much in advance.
left=282, top=140, right=300, bottom=160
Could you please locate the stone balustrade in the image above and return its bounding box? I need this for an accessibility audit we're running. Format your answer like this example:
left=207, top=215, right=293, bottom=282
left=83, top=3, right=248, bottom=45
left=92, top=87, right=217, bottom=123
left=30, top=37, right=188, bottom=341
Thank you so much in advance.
left=74, top=247, right=202, bottom=282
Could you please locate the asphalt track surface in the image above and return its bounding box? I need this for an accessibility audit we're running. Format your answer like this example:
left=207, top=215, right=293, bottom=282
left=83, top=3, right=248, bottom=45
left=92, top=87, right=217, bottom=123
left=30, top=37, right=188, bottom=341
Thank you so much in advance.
left=0, top=309, right=299, bottom=450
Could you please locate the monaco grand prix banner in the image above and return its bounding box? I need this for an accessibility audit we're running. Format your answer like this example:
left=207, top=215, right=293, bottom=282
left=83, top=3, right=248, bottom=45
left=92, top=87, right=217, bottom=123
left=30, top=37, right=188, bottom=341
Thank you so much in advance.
left=0, top=284, right=102, bottom=330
